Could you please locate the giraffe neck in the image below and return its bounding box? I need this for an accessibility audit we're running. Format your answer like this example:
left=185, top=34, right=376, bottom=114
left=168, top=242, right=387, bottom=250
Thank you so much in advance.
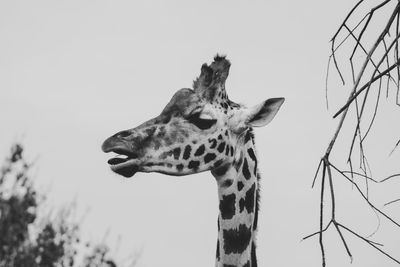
left=212, top=130, right=259, bottom=267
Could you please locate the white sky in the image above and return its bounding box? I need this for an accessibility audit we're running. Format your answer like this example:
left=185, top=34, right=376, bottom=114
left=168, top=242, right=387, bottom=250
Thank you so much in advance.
left=1, top=1, right=400, bottom=267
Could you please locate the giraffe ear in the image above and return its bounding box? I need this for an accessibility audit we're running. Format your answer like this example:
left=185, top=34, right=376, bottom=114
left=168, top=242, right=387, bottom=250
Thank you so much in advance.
left=246, top=98, right=285, bottom=127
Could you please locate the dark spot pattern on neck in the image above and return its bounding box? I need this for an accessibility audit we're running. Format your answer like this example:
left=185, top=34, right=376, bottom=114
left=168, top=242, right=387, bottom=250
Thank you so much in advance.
left=223, top=224, right=252, bottom=254
left=251, top=242, right=257, bottom=267
left=247, top=148, right=257, bottom=176
left=254, top=174, right=261, bottom=231
left=239, top=184, right=256, bottom=213
left=244, top=130, right=253, bottom=144
left=242, top=158, right=251, bottom=180
left=213, top=162, right=230, bottom=177
left=221, top=179, right=233, bottom=188
left=237, top=181, right=244, bottom=191
left=216, top=240, right=220, bottom=261
left=219, top=194, right=236, bottom=220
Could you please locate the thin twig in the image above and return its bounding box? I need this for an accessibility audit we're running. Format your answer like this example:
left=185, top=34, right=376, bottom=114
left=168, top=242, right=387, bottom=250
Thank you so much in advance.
left=331, top=163, right=400, bottom=228
left=380, top=173, right=400, bottom=182
left=312, top=159, right=323, bottom=188
left=384, top=198, right=400, bottom=206
left=334, top=58, right=400, bottom=118
left=302, top=220, right=333, bottom=241
left=319, top=163, right=327, bottom=267
left=338, top=223, right=400, bottom=264
left=341, top=171, right=378, bottom=183
left=390, top=139, right=400, bottom=155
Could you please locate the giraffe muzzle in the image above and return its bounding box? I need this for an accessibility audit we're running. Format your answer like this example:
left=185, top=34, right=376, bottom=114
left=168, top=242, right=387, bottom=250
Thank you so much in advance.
left=102, top=135, right=141, bottom=177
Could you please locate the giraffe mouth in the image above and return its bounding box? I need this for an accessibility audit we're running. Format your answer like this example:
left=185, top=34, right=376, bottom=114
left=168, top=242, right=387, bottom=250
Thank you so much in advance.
left=106, top=148, right=140, bottom=178
left=107, top=156, right=131, bottom=165
left=107, top=155, right=139, bottom=177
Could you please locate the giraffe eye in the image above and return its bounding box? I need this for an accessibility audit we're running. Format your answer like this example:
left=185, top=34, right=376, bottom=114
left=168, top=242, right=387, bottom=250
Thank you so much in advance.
left=188, top=112, right=217, bottom=130
left=199, top=113, right=214, bottom=120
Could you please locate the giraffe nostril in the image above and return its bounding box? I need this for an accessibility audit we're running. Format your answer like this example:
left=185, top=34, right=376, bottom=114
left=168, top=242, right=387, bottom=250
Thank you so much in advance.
left=118, top=130, right=131, bottom=138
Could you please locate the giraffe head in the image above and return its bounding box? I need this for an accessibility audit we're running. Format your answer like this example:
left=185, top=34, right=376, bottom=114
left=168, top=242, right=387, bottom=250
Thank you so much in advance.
left=102, top=56, right=284, bottom=178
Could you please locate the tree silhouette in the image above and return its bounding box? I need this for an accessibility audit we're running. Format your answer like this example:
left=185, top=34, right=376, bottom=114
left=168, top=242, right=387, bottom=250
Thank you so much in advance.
left=0, top=144, right=136, bottom=267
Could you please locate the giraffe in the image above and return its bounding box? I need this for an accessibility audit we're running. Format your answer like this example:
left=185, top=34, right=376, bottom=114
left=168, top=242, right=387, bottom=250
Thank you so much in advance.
left=102, top=56, right=284, bottom=267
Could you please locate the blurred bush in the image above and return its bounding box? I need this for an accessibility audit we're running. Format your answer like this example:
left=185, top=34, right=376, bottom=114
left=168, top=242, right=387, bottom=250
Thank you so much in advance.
left=0, top=144, right=136, bottom=267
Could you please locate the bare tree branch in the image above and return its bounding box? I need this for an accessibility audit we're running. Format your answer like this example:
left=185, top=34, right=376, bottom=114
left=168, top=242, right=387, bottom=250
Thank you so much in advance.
left=305, top=1, right=400, bottom=266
